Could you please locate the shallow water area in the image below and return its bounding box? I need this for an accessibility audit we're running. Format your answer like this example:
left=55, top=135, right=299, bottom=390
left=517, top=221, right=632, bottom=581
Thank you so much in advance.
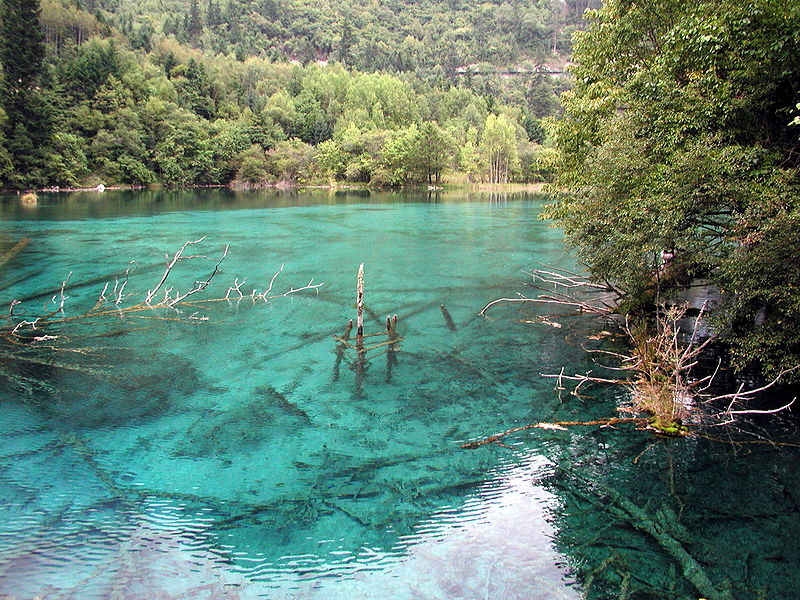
left=0, top=189, right=799, bottom=599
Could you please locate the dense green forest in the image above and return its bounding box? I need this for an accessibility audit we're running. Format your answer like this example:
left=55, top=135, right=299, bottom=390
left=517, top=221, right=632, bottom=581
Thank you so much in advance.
left=89, top=0, right=597, bottom=75
left=548, top=0, right=800, bottom=379
left=0, top=0, right=591, bottom=189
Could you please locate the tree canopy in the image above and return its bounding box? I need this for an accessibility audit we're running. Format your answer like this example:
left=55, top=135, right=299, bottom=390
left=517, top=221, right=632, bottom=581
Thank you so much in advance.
left=1, top=0, right=52, bottom=186
left=0, top=0, right=567, bottom=189
left=548, top=0, right=800, bottom=376
left=86, top=0, right=599, bottom=77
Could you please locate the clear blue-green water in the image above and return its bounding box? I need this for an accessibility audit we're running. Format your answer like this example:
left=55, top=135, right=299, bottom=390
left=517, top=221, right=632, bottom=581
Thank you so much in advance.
left=0, top=189, right=799, bottom=600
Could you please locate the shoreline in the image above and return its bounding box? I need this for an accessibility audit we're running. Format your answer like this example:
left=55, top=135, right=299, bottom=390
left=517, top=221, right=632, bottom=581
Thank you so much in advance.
left=3, top=181, right=547, bottom=196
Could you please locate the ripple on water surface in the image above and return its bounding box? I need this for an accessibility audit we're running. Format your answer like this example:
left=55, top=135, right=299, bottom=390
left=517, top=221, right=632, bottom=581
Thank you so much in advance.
left=1, top=191, right=799, bottom=599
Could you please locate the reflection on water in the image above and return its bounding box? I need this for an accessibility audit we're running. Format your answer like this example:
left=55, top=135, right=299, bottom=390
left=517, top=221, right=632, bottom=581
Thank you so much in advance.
left=0, top=190, right=798, bottom=599
left=0, top=187, right=530, bottom=221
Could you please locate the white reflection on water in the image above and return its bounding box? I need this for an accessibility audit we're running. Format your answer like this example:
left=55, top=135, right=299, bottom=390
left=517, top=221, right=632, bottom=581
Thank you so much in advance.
left=301, top=454, right=579, bottom=600
left=0, top=452, right=578, bottom=600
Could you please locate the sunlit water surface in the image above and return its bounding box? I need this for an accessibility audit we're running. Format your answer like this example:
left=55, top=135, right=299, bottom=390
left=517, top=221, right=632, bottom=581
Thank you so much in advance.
left=0, top=189, right=798, bottom=600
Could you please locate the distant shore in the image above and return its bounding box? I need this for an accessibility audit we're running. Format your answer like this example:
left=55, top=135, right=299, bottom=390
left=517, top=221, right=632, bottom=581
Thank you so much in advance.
left=3, top=181, right=547, bottom=196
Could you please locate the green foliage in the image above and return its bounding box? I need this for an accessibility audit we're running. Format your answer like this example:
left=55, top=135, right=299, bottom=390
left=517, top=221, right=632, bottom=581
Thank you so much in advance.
left=0, top=108, right=13, bottom=186
left=1, top=0, right=53, bottom=187
left=57, top=37, right=121, bottom=101
left=549, top=0, right=800, bottom=378
left=0, top=0, right=556, bottom=189
left=415, top=121, right=456, bottom=184
left=315, top=139, right=345, bottom=181
left=718, top=203, right=800, bottom=376
left=235, top=144, right=273, bottom=185
left=1, top=0, right=46, bottom=91
left=270, top=139, right=317, bottom=183
left=479, top=114, right=521, bottom=184
left=378, top=122, right=455, bottom=185
left=47, top=132, right=89, bottom=184
left=91, top=0, right=595, bottom=77
left=377, top=125, right=420, bottom=186
left=40, top=0, right=104, bottom=53
left=520, top=144, right=557, bottom=183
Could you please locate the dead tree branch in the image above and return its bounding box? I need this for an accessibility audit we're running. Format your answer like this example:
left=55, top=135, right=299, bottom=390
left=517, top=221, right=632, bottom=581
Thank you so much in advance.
left=1, top=239, right=323, bottom=345
left=145, top=237, right=208, bottom=304
left=480, top=266, right=620, bottom=317
left=480, top=265, right=798, bottom=438
left=462, top=418, right=647, bottom=449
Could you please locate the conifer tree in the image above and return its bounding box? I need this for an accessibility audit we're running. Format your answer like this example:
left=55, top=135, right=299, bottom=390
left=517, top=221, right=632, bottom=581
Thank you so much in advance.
left=188, top=0, right=203, bottom=37
left=0, top=0, right=52, bottom=187
left=206, top=0, right=221, bottom=28
left=1, top=0, right=45, bottom=91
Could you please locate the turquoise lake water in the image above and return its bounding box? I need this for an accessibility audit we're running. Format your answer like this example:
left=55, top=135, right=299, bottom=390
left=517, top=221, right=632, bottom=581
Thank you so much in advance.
left=0, top=189, right=799, bottom=599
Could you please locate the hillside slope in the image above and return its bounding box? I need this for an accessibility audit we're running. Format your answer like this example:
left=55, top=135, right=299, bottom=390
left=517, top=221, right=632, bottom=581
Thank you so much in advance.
left=85, top=0, right=598, bottom=75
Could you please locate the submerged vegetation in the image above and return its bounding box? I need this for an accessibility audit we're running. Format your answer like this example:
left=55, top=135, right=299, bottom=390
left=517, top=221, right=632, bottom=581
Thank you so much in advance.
left=2, top=0, right=798, bottom=418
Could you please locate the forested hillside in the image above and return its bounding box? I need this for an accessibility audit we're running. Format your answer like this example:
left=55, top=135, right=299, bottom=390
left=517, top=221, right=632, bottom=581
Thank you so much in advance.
left=88, top=0, right=597, bottom=75
left=0, top=0, right=590, bottom=189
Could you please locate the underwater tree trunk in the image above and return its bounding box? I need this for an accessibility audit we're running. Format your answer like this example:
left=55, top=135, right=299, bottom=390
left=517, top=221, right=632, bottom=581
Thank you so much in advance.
left=356, top=263, right=364, bottom=339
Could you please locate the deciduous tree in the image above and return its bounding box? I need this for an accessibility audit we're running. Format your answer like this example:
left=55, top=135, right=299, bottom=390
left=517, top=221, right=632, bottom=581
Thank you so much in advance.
left=548, top=0, right=800, bottom=377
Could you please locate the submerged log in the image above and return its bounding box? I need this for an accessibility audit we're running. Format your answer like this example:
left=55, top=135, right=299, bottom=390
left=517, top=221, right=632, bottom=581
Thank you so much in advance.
left=343, top=319, right=353, bottom=341
left=334, top=320, right=353, bottom=382
left=255, top=384, right=311, bottom=424
left=549, top=466, right=733, bottom=600
left=462, top=418, right=645, bottom=449
left=440, top=304, right=457, bottom=332
left=0, top=238, right=30, bottom=270
left=597, top=488, right=730, bottom=600
left=362, top=303, right=383, bottom=326
left=386, top=314, right=399, bottom=382
left=354, top=338, right=366, bottom=396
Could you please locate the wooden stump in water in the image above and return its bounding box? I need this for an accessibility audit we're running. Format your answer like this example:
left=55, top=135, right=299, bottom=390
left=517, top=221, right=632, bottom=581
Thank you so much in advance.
left=333, top=319, right=354, bottom=382
left=0, top=238, right=30, bottom=271
left=333, top=265, right=403, bottom=391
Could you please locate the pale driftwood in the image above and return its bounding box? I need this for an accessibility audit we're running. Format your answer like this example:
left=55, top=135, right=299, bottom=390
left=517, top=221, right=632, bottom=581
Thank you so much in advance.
left=540, top=372, right=629, bottom=385
left=727, top=398, right=796, bottom=415
left=480, top=294, right=613, bottom=317
left=223, top=263, right=322, bottom=302
left=3, top=239, right=323, bottom=344
left=462, top=417, right=645, bottom=449
left=352, top=264, right=366, bottom=394
left=479, top=265, right=620, bottom=318
left=710, top=367, right=799, bottom=403
left=146, top=237, right=210, bottom=304
left=485, top=264, right=798, bottom=433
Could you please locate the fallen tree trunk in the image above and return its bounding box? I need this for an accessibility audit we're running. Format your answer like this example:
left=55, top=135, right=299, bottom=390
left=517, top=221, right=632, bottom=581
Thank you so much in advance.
left=461, top=417, right=646, bottom=449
